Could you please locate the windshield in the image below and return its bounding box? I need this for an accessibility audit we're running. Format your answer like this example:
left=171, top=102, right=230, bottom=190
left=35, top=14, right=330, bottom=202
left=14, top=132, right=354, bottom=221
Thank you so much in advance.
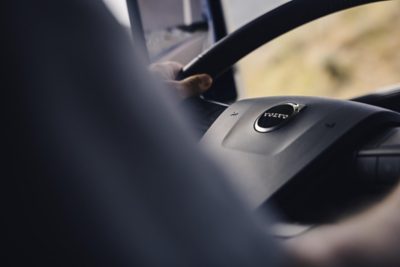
left=222, top=1, right=400, bottom=99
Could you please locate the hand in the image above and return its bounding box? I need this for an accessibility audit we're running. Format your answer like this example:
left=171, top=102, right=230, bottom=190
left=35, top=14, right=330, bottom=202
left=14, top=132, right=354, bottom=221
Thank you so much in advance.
left=149, top=61, right=213, bottom=99
left=285, top=184, right=400, bottom=267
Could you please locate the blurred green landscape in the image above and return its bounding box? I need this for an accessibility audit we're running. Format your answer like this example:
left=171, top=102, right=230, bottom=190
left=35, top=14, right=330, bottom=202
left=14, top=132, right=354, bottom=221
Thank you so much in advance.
left=238, top=1, right=400, bottom=99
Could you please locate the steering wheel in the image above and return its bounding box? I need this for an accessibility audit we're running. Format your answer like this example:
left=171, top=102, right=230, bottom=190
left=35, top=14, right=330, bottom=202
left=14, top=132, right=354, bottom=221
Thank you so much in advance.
left=179, top=0, right=400, bottom=227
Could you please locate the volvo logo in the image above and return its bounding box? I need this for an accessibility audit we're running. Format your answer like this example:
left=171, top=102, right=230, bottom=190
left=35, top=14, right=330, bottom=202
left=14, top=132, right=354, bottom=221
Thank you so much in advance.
left=263, top=113, right=289, bottom=119
left=255, top=103, right=305, bottom=133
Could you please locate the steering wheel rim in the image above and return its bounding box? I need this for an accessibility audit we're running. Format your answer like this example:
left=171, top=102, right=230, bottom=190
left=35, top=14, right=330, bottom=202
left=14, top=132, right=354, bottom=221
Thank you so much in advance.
left=178, top=0, right=387, bottom=81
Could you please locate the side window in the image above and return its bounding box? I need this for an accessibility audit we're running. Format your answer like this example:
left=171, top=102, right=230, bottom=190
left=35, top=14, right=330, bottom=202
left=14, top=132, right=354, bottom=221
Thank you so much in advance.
left=222, top=0, right=290, bottom=32
left=137, top=0, right=209, bottom=64
left=225, top=1, right=400, bottom=99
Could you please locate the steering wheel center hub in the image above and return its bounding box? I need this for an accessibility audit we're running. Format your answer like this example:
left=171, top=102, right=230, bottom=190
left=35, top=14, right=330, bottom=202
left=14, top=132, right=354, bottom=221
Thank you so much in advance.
left=255, top=103, right=304, bottom=133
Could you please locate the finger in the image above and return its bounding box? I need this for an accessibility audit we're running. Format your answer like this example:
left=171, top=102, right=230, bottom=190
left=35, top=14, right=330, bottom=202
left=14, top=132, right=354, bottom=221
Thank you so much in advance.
left=166, top=74, right=212, bottom=98
left=180, top=74, right=213, bottom=96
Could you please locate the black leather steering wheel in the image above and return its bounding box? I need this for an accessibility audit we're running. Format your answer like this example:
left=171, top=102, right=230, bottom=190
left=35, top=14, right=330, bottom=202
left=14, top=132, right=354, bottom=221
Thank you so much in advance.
left=180, top=0, right=400, bottom=224
left=179, top=0, right=388, bottom=80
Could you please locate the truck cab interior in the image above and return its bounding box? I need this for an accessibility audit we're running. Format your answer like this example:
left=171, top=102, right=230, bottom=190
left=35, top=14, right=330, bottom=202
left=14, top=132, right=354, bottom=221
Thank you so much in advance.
left=5, top=0, right=400, bottom=265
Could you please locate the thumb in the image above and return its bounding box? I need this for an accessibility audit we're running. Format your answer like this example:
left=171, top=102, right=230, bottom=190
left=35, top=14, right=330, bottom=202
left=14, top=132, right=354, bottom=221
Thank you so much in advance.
left=180, top=74, right=213, bottom=95
left=167, top=74, right=213, bottom=98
